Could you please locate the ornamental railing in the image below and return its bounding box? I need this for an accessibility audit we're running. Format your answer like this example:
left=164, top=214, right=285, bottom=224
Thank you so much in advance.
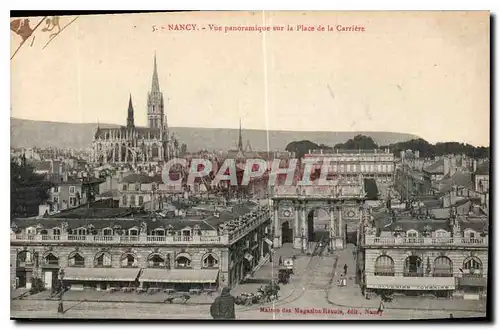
left=364, top=236, right=488, bottom=247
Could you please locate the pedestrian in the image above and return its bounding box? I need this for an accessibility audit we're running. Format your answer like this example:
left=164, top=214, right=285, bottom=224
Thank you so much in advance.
left=210, top=287, right=236, bottom=320
left=377, top=298, right=384, bottom=315
left=278, top=256, right=283, bottom=266
left=344, top=263, right=348, bottom=276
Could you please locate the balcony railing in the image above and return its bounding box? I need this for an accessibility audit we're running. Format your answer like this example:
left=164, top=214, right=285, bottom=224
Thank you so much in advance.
left=12, top=233, right=230, bottom=245
left=364, top=236, right=488, bottom=247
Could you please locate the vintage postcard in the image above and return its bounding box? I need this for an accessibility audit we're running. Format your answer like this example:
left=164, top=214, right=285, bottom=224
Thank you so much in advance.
left=10, top=11, right=490, bottom=320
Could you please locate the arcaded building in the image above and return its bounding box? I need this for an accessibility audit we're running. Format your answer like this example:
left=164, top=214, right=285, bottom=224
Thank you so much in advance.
left=10, top=200, right=271, bottom=292
left=359, top=207, right=488, bottom=300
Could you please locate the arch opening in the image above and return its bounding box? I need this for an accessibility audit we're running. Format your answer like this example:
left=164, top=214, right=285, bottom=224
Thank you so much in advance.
left=306, top=208, right=330, bottom=242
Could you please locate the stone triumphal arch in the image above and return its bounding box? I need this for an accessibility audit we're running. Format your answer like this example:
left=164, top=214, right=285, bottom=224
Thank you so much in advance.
left=271, top=183, right=369, bottom=251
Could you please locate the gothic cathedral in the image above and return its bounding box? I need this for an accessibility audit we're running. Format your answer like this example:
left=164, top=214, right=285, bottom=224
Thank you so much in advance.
left=91, top=55, right=180, bottom=164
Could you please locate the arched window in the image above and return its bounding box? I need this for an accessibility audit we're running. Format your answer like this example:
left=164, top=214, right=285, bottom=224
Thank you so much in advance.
left=121, top=253, right=137, bottom=267
left=102, top=228, right=113, bottom=236
left=26, top=227, right=36, bottom=235
left=148, top=253, right=166, bottom=268
left=95, top=252, right=112, bottom=267
left=40, top=229, right=48, bottom=235
left=464, top=229, right=477, bottom=239
left=52, top=228, right=61, bottom=236
left=374, top=255, right=394, bottom=276
left=44, top=252, right=59, bottom=265
left=152, top=228, right=165, bottom=236
left=128, top=228, right=139, bottom=236
left=202, top=253, right=219, bottom=268
left=17, top=250, right=33, bottom=267
left=175, top=253, right=191, bottom=268
left=404, top=256, right=423, bottom=277
left=68, top=252, right=85, bottom=267
left=406, top=229, right=419, bottom=243
left=463, top=256, right=483, bottom=276
left=434, top=229, right=449, bottom=238
left=433, top=256, right=453, bottom=277
left=72, top=227, right=87, bottom=236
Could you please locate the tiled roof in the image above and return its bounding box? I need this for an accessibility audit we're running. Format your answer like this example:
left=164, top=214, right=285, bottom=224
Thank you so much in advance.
left=94, top=126, right=164, bottom=140
left=33, top=161, right=51, bottom=172
left=439, top=172, right=474, bottom=193
left=423, top=159, right=444, bottom=174
left=12, top=216, right=214, bottom=231
left=475, top=161, right=490, bottom=175
left=121, top=173, right=163, bottom=184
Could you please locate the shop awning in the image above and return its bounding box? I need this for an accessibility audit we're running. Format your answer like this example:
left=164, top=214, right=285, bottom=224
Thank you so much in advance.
left=366, top=275, right=455, bottom=290
left=459, top=276, right=487, bottom=287
left=140, top=268, right=219, bottom=283
left=244, top=253, right=254, bottom=262
left=63, top=267, right=141, bottom=282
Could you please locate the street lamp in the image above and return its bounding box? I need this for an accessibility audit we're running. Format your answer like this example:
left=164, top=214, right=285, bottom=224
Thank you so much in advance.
left=58, top=268, right=65, bottom=314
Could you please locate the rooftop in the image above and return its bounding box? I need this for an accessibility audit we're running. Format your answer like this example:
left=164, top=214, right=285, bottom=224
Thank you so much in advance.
left=423, top=158, right=444, bottom=174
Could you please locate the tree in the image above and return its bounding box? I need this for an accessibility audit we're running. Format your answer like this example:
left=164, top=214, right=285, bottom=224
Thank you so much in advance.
left=334, top=135, right=378, bottom=150
left=180, top=143, right=188, bottom=156
left=11, top=161, right=54, bottom=218
left=285, top=140, right=324, bottom=159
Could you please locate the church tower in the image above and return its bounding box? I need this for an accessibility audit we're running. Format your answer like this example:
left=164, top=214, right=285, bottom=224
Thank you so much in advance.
left=147, top=54, right=165, bottom=129
left=127, top=94, right=135, bottom=128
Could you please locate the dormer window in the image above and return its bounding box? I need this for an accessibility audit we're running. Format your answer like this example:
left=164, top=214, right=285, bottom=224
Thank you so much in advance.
left=407, top=230, right=418, bottom=238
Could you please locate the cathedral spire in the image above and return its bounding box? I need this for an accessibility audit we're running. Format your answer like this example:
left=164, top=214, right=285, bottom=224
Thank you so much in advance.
left=127, top=94, right=135, bottom=128
left=151, top=53, right=160, bottom=93
left=237, top=118, right=243, bottom=151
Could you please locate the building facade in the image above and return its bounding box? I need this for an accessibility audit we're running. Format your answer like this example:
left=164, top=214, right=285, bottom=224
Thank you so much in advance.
left=10, top=201, right=272, bottom=292
left=359, top=210, right=488, bottom=300
left=304, top=149, right=395, bottom=199
left=90, top=55, right=180, bottom=165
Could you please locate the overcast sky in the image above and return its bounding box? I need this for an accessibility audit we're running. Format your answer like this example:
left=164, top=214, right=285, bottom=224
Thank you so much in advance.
left=11, top=11, right=490, bottom=146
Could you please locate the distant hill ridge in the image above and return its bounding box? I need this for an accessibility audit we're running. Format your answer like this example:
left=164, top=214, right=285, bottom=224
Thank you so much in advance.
left=10, top=118, right=420, bottom=152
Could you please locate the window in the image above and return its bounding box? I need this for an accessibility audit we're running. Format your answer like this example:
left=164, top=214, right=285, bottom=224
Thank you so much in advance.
left=44, top=253, right=59, bottom=265
left=52, top=228, right=61, bottom=236
left=139, top=196, right=144, bottom=205
left=203, top=254, right=219, bottom=268
left=129, top=195, right=136, bottom=206
left=53, top=186, right=59, bottom=193
left=433, top=256, right=453, bottom=277
left=68, top=252, right=85, bottom=267
left=102, top=228, right=113, bottom=236
left=122, top=195, right=127, bottom=205
left=129, top=228, right=139, bottom=236
left=73, top=227, right=87, bottom=236
left=374, top=255, right=394, bottom=276
left=463, top=257, right=482, bottom=276
left=135, top=184, right=140, bottom=191
left=404, top=256, right=423, bottom=277
left=53, top=196, right=59, bottom=204
left=122, top=184, right=127, bottom=191
left=95, top=252, right=111, bottom=267
left=121, top=253, right=137, bottom=267
left=69, top=186, right=75, bottom=194
left=175, top=255, right=191, bottom=268
left=70, top=197, right=77, bottom=206
left=148, top=254, right=166, bottom=268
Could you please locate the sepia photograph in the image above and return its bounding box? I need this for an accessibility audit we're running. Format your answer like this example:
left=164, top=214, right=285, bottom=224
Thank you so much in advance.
left=9, top=10, right=490, bottom=320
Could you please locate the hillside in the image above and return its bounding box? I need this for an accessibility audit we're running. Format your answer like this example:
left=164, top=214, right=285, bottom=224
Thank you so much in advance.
left=10, top=118, right=420, bottom=152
